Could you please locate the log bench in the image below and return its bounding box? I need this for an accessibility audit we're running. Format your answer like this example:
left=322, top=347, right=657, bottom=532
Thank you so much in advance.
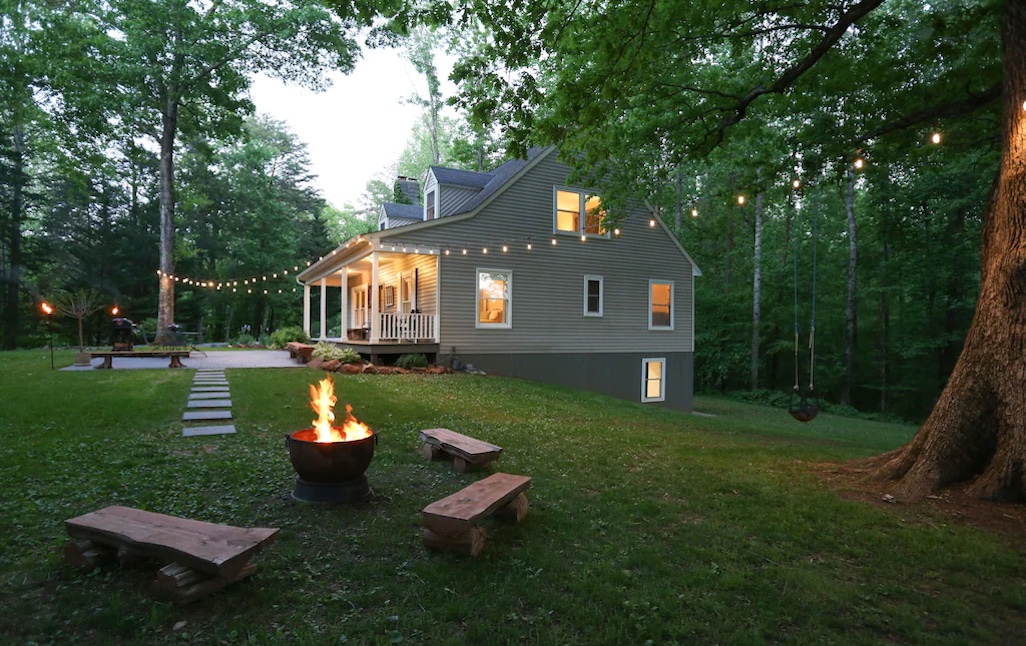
left=421, top=472, right=531, bottom=556
left=90, top=350, right=190, bottom=369
left=63, top=505, right=278, bottom=604
left=419, top=428, right=503, bottom=472
left=286, top=342, right=315, bottom=363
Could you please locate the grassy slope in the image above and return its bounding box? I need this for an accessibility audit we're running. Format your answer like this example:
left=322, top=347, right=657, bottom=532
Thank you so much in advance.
left=0, top=349, right=1023, bottom=644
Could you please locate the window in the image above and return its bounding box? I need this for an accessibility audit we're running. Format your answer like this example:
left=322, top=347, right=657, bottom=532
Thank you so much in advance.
left=426, top=190, right=436, bottom=220
left=649, top=280, right=674, bottom=330
left=642, top=358, right=666, bottom=402
left=584, top=275, right=603, bottom=317
left=476, top=269, right=511, bottom=328
left=554, top=188, right=607, bottom=236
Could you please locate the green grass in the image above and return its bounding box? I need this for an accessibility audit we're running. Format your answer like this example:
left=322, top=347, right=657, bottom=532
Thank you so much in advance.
left=1, top=349, right=1024, bottom=644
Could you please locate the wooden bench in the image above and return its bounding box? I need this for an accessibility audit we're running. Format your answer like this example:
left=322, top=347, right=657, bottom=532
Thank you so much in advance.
left=286, top=342, right=315, bottom=363
left=419, top=428, right=503, bottom=472
left=63, top=505, right=278, bottom=604
left=91, top=350, right=190, bottom=369
left=421, top=472, right=531, bottom=556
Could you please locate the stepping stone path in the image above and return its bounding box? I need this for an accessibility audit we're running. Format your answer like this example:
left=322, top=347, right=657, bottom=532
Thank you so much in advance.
left=183, top=369, right=236, bottom=437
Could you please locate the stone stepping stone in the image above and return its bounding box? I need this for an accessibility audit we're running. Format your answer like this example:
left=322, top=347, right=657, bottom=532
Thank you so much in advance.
left=193, top=381, right=229, bottom=386
left=183, top=410, right=233, bottom=421
left=194, top=376, right=227, bottom=380
left=187, top=399, right=232, bottom=408
left=196, top=368, right=223, bottom=372
left=191, top=386, right=230, bottom=392
left=182, top=424, right=236, bottom=437
left=189, top=392, right=232, bottom=400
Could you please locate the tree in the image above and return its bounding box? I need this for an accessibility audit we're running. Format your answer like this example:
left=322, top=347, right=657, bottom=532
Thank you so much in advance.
left=90, top=0, right=398, bottom=343
left=446, top=0, right=1024, bottom=500
left=54, top=288, right=106, bottom=351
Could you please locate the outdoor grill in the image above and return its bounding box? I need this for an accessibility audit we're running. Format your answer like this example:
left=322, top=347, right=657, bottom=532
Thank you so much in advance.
left=111, top=318, right=134, bottom=351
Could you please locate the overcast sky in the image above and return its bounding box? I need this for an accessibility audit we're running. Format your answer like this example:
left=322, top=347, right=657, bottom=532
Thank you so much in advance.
left=248, top=45, right=456, bottom=210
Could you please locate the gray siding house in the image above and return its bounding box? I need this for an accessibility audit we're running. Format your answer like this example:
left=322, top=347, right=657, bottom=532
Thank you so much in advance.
left=296, top=147, right=701, bottom=410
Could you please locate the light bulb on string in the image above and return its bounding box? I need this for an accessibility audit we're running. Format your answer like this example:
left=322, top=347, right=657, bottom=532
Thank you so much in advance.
left=502, top=244, right=508, bottom=252
left=462, top=248, right=467, bottom=255
left=854, top=157, right=865, bottom=169
left=691, top=208, right=699, bottom=217
left=444, top=248, right=450, bottom=256
left=613, top=227, right=621, bottom=235
left=551, top=238, right=557, bottom=245
left=581, top=234, right=587, bottom=242
left=931, top=132, right=941, bottom=144
left=792, top=179, right=801, bottom=189
left=483, top=247, right=488, bottom=254
left=737, top=195, right=745, bottom=205
left=527, top=241, right=533, bottom=250
left=649, top=219, right=656, bottom=227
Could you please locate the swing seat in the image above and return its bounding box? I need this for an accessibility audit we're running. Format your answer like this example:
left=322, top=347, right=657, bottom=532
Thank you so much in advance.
left=789, top=390, right=819, bottom=422
left=789, top=405, right=819, bottom=423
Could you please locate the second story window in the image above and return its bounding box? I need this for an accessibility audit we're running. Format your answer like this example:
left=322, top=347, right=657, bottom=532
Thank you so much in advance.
left=555, top=189, right=607, bottom=237
left=426, top=190, right=436, bottom=220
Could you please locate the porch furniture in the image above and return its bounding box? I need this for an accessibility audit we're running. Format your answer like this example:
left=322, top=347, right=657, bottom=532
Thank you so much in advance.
left=63, top=505, right=279, bottom=604
left=91, top=350, right=190, bottom=369
left=421, top=473, right=532, bottom=556
left=419, top=427, right=503, bottom=472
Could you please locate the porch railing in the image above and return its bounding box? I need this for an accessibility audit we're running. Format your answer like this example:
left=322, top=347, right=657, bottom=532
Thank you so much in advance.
left=377, top=312, right=436, bottom=342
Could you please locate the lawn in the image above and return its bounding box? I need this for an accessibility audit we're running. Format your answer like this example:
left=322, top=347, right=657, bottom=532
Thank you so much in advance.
left=1, top=348, right=1024, bottom=644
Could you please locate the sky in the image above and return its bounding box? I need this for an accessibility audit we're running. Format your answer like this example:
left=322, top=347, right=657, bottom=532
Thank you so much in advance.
left=248, top=45, right=455, bottom=210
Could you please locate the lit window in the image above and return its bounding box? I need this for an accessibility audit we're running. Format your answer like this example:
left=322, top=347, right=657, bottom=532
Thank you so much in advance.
left=642, top=358, right=666, bottom=402
left=649, top=280, right=673, bottom=330
left=554, top=188, right=608, bottom=236
left=426, top=190, right=436, bottom=220
left=476, top=269, right=511, bottom=328
left=584, top=275, right=603, bottom=317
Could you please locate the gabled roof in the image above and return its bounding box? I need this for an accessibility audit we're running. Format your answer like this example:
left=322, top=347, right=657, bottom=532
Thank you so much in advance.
left=450, top=150, right=543, bottom=216
left=381, top=203, right=422, bottom=220
left=429, top=166, right=492, bottom=189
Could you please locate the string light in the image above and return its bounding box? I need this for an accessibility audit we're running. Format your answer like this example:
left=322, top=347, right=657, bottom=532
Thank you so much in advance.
left=737, top=195, right=745, bottom=205
left=551, top=238, right=558, bottom=245
left=527, top=241, right=533, bottom=250
left=649, top=219, right=656, bottom=227
left=483, top=247, right=489, bottom=254
left=854, top=157, right=865, bottom=169
left=931, top=132, right=941, bottom=144
left=462, top=248, right=467, bottom=255
left=580, top=234, right=586, bottom=242
left=613, top=227, right=621, bottom=235
left=792, top=179, right=801, bottom=189
left=691, top=208, right=699, bottom=217
left=445, top=248, right=450, bottom=255
left=502, top=244, right=508, bottom=253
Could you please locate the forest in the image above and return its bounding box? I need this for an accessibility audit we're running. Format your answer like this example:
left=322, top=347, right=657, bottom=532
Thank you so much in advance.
left=0, top=0, right=1008, bottom=431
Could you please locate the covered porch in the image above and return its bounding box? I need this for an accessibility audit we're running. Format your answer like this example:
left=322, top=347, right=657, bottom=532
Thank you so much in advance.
left=299, top=244, right=441, bottom=354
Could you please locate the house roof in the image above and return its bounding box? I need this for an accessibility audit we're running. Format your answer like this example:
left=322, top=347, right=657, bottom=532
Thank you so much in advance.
left=429, top=166, right=492, bottom=189
left=382, top=203, right=422, bottom=220
left=450, top=151, right=543, bottom=216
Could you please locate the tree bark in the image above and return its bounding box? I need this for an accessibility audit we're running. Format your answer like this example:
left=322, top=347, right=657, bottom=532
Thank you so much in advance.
left=2, top=124, right=24, bottom=350
left=841, top=168, right=858, bottom=405
left=155, top=101, right=177, bottom=345
left=751, top=190, right=763, bottom=390
left=868, top=1, right=1026, bottom=501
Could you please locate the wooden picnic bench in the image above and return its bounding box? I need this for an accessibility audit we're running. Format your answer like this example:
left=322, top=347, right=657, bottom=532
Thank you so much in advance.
left=421, top=472, right=531, bottom=556
left=63, top=505, right=279, bottom=604
left=91, top=350, right=190, bottom=369
left=419, top=428, right=503, bottom=472
left=286, top=342, right=315, bottom=363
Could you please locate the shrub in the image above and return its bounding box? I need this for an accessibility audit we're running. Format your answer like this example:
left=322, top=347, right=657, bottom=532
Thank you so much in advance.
left=312, top=342, right=362, bottom=364
left=395, top=353, right=428, bottom=369
left=269, top=326, right=310, bottom=349
left=236, top=333, right=256, bottom=346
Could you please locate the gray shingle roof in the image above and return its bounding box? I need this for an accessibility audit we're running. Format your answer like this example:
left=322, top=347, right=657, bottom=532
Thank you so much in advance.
left=382, top=203, right=423, bottom=220
left=429, top=166, right=493, bottom=189
left=449, top=148, right=548, bottom=215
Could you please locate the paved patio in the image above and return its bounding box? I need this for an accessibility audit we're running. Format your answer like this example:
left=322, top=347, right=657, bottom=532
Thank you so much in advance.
left=61, top=349, right=302, bottom=371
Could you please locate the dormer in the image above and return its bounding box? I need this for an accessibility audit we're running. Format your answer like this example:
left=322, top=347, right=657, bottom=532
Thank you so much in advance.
left=424, top=166, right=492, bottom=219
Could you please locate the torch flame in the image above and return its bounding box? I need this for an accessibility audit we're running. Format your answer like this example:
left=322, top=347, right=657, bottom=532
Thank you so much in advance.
left=308, top=376, right=373, bottom=443
left=41, top=302, right=53, bottom=315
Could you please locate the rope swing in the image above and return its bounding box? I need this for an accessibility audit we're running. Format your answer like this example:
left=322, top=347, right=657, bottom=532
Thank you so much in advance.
left=789, top=195, right=819, bottom=423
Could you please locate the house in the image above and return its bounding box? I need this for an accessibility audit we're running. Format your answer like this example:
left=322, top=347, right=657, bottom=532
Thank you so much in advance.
left=295, top=147, right=701, bottom=410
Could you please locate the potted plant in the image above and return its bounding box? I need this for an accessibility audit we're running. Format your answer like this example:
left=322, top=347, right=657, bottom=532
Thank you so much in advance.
left=54, top=289, right=106, bottom=365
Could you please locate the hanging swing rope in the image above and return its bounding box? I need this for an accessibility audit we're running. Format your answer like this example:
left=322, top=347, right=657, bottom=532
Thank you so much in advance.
left=789, top=192, right=820, bottom=423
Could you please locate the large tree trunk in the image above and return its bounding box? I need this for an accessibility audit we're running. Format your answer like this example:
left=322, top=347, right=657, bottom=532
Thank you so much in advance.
left=155, top=98, right=178, bottom=345
left=868, top=2, right=1026, bottom=501
left=840, top=168, right=858, bottom=405
left=751, top=190, right=763, bottom=390
left=2, top=124, right=24, bottom=350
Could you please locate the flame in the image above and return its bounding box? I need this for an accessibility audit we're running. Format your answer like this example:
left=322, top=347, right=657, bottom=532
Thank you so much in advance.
left=41, top=302, right=53, bottom=315
left=308, top=377, right=372, bottom=443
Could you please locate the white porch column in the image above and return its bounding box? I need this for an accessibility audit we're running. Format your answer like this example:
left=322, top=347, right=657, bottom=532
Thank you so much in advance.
left=303, top=283, right=311, bottom=337
left=370, top=251, right=380, bottom=343
left=434, top=254, right=441, bottom=342
left=319, top=277, right=327, bottom=340
left=339, top=270, right=347, bottom=342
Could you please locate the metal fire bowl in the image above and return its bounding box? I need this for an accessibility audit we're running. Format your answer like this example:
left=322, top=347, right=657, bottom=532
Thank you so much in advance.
left=285, top=428, right=377, bottom=483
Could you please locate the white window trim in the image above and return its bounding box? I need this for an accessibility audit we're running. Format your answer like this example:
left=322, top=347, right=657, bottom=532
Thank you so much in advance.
left=553, top=186, right=610, bottom=238
left=475, top=268, right=513, bottom=329
left=425, top=188, right=437, bottom=221
left=648, top=279, right=675, bottom=331
left=642, top=357, right=666, bottom=403
left=583, top=275, right=604, bottom=317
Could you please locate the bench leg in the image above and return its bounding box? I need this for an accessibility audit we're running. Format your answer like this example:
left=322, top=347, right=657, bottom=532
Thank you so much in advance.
left=169, top=355, right=184, bottom=368
left=495, top=493, right=530, bottom=523
left=421, top=526, right=487, bottom=557
left=97, top=356, right=113, bottom=369
left=64, top=539, right=115, bottom=567
left=419, top=443, right=443, bottom=461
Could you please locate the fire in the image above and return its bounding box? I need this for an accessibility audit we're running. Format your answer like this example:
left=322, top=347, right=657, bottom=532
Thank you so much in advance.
left=308, top=377, right=373, bottom=443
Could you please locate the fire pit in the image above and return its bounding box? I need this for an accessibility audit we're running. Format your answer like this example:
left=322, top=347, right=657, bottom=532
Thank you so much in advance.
left=286, top=376, right=377, bottom=503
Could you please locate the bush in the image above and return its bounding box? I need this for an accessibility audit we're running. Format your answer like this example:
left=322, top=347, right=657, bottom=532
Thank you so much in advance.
left=236, top=333, right=256, bottom=346
left=269, top=326, right=310, bottom=349
left=395, top=353, right=428, bottom=369
left=311, top=342, right=362, bottom=364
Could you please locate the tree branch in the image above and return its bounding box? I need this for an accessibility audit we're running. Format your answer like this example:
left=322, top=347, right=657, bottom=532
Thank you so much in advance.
left=856, top=82, right=1001, bottom=142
